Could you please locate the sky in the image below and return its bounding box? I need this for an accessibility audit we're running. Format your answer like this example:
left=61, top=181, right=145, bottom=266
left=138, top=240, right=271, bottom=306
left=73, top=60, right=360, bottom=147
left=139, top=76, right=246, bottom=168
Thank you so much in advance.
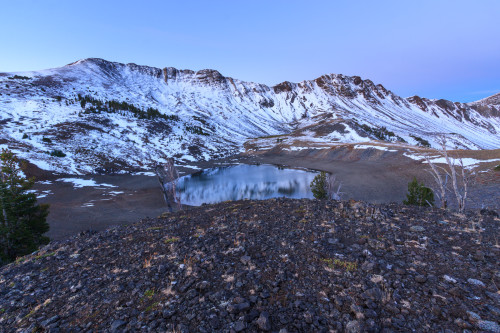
left=1, top=0, right=499, bottom=102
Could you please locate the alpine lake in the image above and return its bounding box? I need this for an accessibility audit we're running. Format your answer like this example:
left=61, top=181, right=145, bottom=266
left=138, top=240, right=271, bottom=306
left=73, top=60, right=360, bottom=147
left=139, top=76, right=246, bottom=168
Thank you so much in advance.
left=177, top=164, right=319, bottom=206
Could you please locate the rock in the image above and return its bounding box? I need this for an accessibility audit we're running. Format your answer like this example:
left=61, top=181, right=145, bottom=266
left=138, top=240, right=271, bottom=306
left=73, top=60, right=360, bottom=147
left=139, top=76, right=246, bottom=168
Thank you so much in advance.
left=246, top=309, right=260, bottom=322
left=363, top=287, right=382, bottom=302
left=476, top=320, right=500, bottom=333
left=233, top=320, right=246, bottom=332
left=486, top=305, right=500, bottom=317
left=345, top=320, right=362, bottom=333
left=454, top=318, right=472, bottom=329
left=228, top=302, right=250, bottom=314
left=394, top=267, right=406, bottom=275
left=233, top=296, right=246, bottom=304
left=328, top=238, right=338, bottom=244
left=256, top=311, right=271, bottom=331
left=467, top=310, right=481, bottom=322
left=473, top=250, right=485, bottom=261
left=110, top=319, right=126, bottom=332
left=467, top=278, right=485, bottom=287
left=410, top=226, right=425, bottom=232
left=41, top=315, right=60, bottom=327
left=240, top=255, right=251, bottom=265
left=196, top=280, right=210, bottom=291
left=162, top=309, right=176, bottom=319
left=361, top=261, right=375, bottom=272
left=443, top=275, right=457, bottom=283
left=303, top=311, right=313, bottom=324
left=486, top=291, right=500, bottom=305
left=415, top=275, right=427, bottom=283
left=350, top=304, right=365, bottom=319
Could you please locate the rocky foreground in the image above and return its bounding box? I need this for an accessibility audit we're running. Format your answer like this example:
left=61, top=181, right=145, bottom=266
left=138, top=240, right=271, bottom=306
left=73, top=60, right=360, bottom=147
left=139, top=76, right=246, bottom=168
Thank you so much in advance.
left=1, top=199, right=500, bottom=332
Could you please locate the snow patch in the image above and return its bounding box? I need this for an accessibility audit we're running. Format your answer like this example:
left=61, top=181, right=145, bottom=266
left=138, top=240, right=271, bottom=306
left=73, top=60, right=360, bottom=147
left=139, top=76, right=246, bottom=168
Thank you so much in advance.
left=57, top=178, right=117, bottom=188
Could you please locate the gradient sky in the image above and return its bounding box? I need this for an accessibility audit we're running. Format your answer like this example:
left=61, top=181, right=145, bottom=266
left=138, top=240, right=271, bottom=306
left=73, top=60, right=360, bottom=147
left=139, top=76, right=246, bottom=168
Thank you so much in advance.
left=1, top=0, right=499, bottom=102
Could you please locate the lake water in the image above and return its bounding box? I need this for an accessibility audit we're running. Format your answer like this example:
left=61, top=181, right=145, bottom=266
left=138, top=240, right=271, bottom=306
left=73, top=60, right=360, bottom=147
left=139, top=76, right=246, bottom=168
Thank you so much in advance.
left=177, top=164, right=319, bottom=206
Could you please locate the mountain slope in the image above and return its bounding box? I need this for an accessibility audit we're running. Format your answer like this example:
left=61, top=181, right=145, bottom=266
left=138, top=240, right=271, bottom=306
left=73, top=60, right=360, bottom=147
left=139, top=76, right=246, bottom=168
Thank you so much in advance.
left=0, top=58, right=499, bottom=174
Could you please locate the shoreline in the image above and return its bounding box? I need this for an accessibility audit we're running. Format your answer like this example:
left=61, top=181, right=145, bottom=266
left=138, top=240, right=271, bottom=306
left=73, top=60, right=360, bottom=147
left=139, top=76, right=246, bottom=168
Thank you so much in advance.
left=30, top=147, right=500, bottom=241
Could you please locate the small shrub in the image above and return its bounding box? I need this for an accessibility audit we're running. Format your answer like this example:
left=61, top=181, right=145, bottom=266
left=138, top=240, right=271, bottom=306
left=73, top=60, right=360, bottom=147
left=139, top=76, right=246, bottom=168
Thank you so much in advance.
left=396, top=136, right=407, bottom=143
left=144, top=289, right=155, bottom=299
left=42, top=137, right=52, bottom=144
left=22, top=133, right=29, bottom=139
left=164, top=237, right=179, bottom=244
left=50, top=150, right=66, bottom=158
left=185, top=125, right=209, bottom=136
left=310, top=172, right=328, bottom=199
left=403, top=177, right=434, bottom=207
left=8, top=75, right=30, bottom=80
left=410, top=135, right=431, bottom=148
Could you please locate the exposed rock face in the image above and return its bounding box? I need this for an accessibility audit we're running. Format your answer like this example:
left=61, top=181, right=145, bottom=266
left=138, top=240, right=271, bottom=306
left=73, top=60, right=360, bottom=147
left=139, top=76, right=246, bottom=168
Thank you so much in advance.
left=469, top=92, right=500, bottom=118
left=1, top=198, right=499, bottom=332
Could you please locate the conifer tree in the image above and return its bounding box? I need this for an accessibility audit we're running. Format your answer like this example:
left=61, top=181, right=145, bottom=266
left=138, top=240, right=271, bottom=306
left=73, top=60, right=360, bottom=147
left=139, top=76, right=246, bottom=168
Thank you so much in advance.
left=403, top=177, right=434, bottom=207
left=0, top=149, right=50, bottom=264
left=310, top=172, right=328, bottom=199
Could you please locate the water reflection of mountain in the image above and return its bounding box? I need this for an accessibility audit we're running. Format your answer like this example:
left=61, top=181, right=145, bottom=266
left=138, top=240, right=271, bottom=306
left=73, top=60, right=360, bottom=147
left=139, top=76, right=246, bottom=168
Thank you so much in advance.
left=178, top=165, right=318, bottom=206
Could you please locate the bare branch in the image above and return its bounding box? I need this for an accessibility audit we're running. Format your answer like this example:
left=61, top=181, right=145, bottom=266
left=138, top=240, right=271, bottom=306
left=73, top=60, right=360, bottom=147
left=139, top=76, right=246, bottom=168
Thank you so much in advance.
left=326, top=173, right=343, bottom=201
left=424, top=155, right=447, bottom=209
left=429, top=134, right=474, bottom=212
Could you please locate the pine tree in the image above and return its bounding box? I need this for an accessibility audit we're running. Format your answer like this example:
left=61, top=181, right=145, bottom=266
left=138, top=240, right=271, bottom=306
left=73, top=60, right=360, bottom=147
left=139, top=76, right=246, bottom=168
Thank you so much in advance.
left=403, top=177, right=434, bottom=207
left=310, top=172, right=328, bottom=199
left=0, top=149, right=50, bottom=264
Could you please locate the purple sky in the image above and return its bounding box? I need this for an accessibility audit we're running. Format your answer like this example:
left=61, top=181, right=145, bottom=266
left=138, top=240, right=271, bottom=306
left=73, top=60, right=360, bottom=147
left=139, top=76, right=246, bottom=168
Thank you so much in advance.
left=1, top=0, right=499, bottom=102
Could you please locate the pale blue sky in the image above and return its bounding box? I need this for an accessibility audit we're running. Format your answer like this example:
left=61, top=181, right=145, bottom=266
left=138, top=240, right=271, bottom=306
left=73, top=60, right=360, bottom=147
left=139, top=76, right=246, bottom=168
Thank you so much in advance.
left=1, top=0, right=499, bottom=102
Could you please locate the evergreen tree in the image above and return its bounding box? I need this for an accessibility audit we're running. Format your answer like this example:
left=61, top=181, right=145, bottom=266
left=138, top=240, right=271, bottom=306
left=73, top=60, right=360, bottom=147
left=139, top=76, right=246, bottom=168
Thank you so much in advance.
left=310, top=172, right=328, bottom=199
left=0, top=149, right=50, bottom=264
left=403, top=177, right=434, bottom=207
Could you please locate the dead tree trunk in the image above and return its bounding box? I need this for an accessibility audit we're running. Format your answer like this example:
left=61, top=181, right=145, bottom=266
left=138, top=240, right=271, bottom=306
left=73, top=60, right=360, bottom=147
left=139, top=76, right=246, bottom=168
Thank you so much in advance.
left=426, top=135, right=475, bottom=213
left=424, top=155, right=448, bottom=209
left=154, top=158, right=181, bottom=212
left=326, top=174, right=343, bottom=200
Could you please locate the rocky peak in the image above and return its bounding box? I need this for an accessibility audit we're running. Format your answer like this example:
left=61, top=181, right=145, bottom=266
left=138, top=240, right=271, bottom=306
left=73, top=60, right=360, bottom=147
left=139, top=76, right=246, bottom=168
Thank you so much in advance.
left=407, top=95, right=429, bottom=111
left=469, top=92, right=500, bottom=107
left=272, top=81, right=296, bottom=94
left=66, top=58, right=110, bottom=67
left=195, top=69, right=227, bottom=86
left=468, top=92, right=500, bottom=118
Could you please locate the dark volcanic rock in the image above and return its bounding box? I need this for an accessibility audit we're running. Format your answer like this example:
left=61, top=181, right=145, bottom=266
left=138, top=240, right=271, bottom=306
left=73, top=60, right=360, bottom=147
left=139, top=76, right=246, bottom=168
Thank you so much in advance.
left=1, top=198, right=499, bottom=332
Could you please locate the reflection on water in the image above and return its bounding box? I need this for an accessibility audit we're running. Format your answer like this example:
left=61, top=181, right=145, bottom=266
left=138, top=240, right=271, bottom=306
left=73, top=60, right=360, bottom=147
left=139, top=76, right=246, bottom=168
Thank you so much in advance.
left=178, top=164, right=318, bottom=206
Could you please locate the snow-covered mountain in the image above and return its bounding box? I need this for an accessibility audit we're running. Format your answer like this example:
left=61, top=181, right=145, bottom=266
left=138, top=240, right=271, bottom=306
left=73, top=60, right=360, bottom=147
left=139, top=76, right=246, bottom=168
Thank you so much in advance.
left=0, top=58, right=499, bottom=174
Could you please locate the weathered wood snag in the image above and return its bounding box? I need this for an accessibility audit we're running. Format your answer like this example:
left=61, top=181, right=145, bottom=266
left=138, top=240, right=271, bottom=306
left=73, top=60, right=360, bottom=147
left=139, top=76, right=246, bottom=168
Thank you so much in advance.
left=155, top=158, right=181, bottom=212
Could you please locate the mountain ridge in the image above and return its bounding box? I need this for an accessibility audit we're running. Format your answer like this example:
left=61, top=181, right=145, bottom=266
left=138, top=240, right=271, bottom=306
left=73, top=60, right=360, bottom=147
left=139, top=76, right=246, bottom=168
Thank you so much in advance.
left=1, top=58, right=499, bottom=174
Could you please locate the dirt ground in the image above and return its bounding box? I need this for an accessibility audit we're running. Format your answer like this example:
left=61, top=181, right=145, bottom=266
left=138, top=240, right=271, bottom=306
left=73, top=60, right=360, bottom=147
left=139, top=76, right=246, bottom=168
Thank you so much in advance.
left=34, top=175, right=167, bottom=241
left=30, top=146, right=500, bottom=241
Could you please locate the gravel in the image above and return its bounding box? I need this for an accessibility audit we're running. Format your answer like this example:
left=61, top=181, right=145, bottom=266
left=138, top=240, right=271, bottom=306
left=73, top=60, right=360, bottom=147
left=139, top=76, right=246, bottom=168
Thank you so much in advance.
left=1, top=198, right=499, bottom=332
